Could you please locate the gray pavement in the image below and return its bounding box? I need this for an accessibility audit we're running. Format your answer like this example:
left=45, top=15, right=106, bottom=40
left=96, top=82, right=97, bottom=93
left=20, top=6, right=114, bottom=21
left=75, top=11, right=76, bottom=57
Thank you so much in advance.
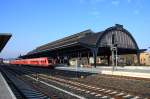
left=0, top=72, right=16, bottom=99
left=56, top=65, right=150, bottom=73
left=56, top=65, right=150, bottom=78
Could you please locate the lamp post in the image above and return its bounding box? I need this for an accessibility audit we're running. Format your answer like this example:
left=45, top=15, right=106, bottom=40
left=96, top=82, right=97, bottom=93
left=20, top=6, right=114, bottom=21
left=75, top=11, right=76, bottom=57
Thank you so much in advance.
left=115, top=46, right=118, bottom=69
left=111, top=34, right=118, bottom=71
left=111, top=45, right=115, bottom=70
left=111, top=46, right=117, bottom=70
left=101, top=34, right=118, bottom=71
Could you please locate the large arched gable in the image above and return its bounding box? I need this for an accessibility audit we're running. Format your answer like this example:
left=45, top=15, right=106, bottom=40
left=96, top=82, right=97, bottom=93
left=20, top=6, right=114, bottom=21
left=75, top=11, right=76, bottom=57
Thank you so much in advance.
left=96, top=25, right=139, bottom=50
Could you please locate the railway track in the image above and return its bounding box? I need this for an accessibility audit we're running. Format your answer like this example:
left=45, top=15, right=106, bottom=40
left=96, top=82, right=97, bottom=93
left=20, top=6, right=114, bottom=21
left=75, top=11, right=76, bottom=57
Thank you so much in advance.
left=20, top=65, right=150, bottom=98
left=3, top=65, right=149, bottom=99
left=38, top=74, right=142, bottom=99
left=0, top=68, right=25, bottom=99
left=0, top=66, right=61, bottom=99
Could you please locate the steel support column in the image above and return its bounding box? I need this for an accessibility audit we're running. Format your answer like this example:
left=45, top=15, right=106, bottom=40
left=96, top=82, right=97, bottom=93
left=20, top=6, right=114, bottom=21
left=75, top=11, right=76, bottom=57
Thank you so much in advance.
left=107, top=55, right=110, bottom=66
left=87, top=51, right=90, bottom=65
left=137, top=53, right=140, bottom=65
left=91, top=48, right=98, bottom=68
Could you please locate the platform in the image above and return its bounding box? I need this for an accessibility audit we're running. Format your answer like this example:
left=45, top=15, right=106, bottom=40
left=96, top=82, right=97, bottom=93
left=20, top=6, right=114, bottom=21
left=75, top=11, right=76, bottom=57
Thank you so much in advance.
left=0, top=72, right=16, bottom=99
left=56, top=66, right=150, bottom=79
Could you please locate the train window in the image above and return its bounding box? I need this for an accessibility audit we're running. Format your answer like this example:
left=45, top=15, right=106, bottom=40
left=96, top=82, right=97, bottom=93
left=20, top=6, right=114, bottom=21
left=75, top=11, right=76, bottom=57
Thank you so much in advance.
left=40, top=60, right=46, bottom=63
left=42, top=60, right=45, bottom=63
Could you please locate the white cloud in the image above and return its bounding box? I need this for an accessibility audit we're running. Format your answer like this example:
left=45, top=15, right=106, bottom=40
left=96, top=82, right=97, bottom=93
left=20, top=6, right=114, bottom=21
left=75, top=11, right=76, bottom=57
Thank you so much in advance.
left=111, top=0, right=120, bottom=6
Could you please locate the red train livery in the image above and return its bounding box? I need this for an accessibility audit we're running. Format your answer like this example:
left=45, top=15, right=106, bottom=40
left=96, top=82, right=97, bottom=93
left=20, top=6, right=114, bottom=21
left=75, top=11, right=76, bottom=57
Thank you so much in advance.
left=10, top=57, right=55, bottom=68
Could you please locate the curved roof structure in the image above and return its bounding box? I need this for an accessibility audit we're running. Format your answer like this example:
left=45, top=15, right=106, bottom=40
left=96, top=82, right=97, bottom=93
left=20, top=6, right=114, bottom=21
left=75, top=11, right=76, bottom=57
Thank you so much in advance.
left=27, top=29, right=94, bottom=55
left=22, top=24, right=143, bottom=59
left=0, top=33, right=12, bottom=53
left=80, top=24, right=138, bottom=50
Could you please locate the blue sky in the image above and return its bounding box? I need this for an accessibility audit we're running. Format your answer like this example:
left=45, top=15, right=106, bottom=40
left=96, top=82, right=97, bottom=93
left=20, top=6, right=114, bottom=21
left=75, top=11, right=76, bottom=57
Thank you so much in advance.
left=0, top=0, right=150, bottom=58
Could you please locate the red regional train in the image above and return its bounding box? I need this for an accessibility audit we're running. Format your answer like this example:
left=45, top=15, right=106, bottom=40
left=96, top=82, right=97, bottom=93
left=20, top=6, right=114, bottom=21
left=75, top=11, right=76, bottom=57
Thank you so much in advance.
left=10, top=57, right=56, bottom=68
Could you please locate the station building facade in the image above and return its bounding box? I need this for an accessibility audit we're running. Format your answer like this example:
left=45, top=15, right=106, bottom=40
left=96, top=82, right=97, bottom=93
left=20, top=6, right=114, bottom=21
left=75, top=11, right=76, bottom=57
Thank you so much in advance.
left=140, top=52, right=150, bottom=66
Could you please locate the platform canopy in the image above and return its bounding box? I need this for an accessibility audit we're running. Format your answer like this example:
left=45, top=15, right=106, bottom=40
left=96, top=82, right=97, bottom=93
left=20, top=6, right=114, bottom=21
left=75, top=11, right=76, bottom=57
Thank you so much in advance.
left=0, top=33, right=12, bottom=53
left=21, top=24, right=146, bottom=66
left=20, top=24, right=146, bottom=66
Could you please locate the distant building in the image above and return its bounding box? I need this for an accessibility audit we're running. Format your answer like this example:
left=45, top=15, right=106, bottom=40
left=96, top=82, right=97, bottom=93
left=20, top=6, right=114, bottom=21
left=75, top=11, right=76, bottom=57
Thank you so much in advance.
left=140, top=52, right=150, bottom=66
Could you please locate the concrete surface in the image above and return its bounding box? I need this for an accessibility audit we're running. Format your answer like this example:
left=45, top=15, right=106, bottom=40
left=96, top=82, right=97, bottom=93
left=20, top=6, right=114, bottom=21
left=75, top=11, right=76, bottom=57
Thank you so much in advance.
left=0, top=72, right=16, bottom=99
left=56, top=65, right=150, bottom=79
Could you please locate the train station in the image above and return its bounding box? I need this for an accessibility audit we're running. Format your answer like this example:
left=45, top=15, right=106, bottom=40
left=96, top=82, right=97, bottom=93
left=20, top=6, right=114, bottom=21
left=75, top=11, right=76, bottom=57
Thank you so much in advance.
left=1, top=0, right=150, bottom=98
left=0, top=24, right=150, bottom=99
left=21, top=24, right=146, bottom=67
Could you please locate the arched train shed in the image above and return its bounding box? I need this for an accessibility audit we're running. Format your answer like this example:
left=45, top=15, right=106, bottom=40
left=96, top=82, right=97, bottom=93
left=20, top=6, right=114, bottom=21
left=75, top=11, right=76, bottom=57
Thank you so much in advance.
left=21, top=24, right=145, bottom=67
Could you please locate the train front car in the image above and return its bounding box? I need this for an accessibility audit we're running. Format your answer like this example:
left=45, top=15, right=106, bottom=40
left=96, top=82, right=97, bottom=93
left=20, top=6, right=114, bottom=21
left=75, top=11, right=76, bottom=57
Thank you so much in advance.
left=47, top=58, right=56, bottom=68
